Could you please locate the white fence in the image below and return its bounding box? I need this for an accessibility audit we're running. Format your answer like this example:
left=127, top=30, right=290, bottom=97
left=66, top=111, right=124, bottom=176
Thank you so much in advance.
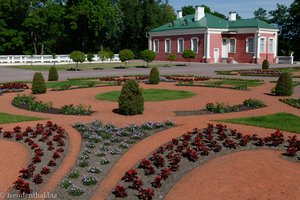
left=275, top=53, right=294, bottom=64
left=0, top=54, right=120, bottom=64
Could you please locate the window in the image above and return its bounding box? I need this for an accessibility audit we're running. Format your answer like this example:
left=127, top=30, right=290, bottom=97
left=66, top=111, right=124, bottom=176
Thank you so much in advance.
left=260, top=37, right=266, bottom=53
left=229, top=38, right=236, bottom=53
left=268, top=38, right=274, bottom=53
left=177, top=38, right=184, bottom=53
left=165, top=39, right=171, bottom=53
left=191, top=38, right=198, bottom=53
left=246, top=37, right=254, bottom=53
left=153, top=40, right=159, bottom=53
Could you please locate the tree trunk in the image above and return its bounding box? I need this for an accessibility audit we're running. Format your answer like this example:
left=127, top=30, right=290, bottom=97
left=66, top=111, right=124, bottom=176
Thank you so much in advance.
left=41, top=44, right=44, bottom=55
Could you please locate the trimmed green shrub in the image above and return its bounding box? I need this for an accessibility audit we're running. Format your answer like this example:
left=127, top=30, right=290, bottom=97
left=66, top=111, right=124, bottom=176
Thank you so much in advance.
left=149, top=67, right=160, bottom=84
left=182, top=50, right=196, bottom=64
left=140, top=49, right=156, bottom=67
left=32, top=72, right=46, bottom=94
left=243, top=98, right=265, bottom=108
left=262, top=59, right=269, bottom=69
left=119, top=49, right=134, bottom=67
left=167, top=54, right=176, bottom=66
left=275, top=72, right=293, bottom=96
left=48, top=66, right=59, bottom=81
left=118, top=80, right=144, bottom=115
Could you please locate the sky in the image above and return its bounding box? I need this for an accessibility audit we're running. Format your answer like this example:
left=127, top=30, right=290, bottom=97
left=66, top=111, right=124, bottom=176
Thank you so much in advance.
left=169, top=0, right=294, bottom=18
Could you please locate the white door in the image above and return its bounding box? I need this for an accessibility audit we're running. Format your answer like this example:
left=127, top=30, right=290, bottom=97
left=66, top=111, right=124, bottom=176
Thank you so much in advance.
left=222, top=39, right=228, bottom=58
left=214, top=48, right=220, bottom=63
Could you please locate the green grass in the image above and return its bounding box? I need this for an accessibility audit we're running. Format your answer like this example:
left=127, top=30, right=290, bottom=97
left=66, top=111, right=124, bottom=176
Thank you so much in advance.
left=219, top=113, right=300, bottom=133
left=205, top=79, right=264, bottom=87
left=0, top=112, right=44, bottom=124
left=12, top=62, right=165, bottom=71
left=96, top=89, right=196, bottom=102
left=45, top=80, right=113, bottom=88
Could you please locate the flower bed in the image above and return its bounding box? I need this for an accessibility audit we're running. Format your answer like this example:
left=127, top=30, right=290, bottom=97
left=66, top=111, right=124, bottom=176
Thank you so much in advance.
left=175, top=99, right=266, bottom=116
left=0, top=121, right=68, bottom=195
left=280, top=98, right=300, bottom=109
left=109, top=124, right=299, bottom=200
left=52, top=120, right=174, bottom=199
left=0, top=82, right=29, bottom=94
left=12, top=94, right=93, bottom=115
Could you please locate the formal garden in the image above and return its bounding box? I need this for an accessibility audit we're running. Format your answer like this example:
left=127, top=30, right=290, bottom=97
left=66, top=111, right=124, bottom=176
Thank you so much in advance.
left=0, top=61, right=299, bottom=200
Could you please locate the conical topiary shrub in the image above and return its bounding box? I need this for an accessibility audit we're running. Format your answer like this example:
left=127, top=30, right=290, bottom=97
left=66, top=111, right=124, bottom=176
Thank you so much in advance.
left=149, top=67, right=160, bottom=84
left=32, top=72, right=46, bottom=94
left=48, top=66, right=59, bottom=81
left=275, top=72, right=293, bottom=96
left=118, top=79, right=144, bottom=115
left=262, top=59, right=269, bottom=69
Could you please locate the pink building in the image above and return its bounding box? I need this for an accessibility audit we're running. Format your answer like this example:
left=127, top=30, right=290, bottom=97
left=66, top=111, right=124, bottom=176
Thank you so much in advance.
left=148, top=6, right=279, bottom=64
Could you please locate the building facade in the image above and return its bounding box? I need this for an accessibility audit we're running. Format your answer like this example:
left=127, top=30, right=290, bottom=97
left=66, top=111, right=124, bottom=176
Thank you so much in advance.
left=148, top=6, right=279, bottom=64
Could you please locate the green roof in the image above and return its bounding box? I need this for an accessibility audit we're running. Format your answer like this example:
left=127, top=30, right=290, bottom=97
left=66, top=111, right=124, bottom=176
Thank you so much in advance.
left=150, top=14, right=277, bottom=33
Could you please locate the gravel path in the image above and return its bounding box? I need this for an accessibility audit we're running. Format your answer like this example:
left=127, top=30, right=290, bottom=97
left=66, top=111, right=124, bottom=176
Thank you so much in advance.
left=0, top=82, right=299, bottom=199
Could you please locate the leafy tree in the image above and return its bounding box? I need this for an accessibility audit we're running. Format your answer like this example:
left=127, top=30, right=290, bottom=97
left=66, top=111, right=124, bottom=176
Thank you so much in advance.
left=167, top=54, right=176, bottom=66
left=98, top=51, right=109, bottom=66
left=119, top=49, right=134, bottom=68
left=290, top=0, right=300, bottom=59
left=182, top=5, right=195, bottom=16
left=118, top=79, right=144, bottom=115
left=254, top=7, right=269, bottom=22
left=107, top=50, right=115, bottom=61
left=182, top=50, right=196, bottom=64
left=140, top=49, right=156, bottom=68
left=87, top=53, right=94, bottom=63
left=70, top=51, right=85, bottom=70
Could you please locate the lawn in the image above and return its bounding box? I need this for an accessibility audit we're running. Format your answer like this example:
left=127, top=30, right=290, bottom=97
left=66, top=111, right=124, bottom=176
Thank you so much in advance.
left=219, top=112, right=300, bottom=133
left=96, top=89, right=196, bottom=102
left=12, top=62, right=165, bottom=71
left=0, top=112, right=44, bottom=124
left=202, top=79, right=264, bottom=87
left=45, top=80, right=114, bottom=88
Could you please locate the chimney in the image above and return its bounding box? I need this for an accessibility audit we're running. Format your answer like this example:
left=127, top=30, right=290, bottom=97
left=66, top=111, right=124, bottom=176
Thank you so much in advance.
left=177, top=10, right=182, bottom=19
left=229, top=12, right=237, bottom=21
left=195, top=6, right=205, bottom=21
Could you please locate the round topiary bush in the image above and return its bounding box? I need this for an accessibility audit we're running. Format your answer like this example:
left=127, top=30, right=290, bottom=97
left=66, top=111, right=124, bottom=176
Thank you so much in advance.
left=262, top=59, right=269, bottom=69
left=32, top=72, right=46, bottom=94
left=48, top=66, right=59, bottom=81
left=149, top=67, right=160, bottom=84
left=275, top=72, right=293, bottom=96
left=118, top=80, right=144, bottom=115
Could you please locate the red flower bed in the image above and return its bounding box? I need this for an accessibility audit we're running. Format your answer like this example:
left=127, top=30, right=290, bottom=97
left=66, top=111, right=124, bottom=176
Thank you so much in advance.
left=0, top=82, right=29, bottom=90
left=238, top=69, right=282, bottom=77
left=113, top=124, right=299, bottom=199
left=0, top=122, right=67, bottom=194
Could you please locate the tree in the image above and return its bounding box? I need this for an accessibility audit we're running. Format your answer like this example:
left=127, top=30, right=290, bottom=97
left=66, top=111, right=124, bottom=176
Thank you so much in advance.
left=118, top=79, right=144, bottom=115
left=32, top=72, right=46, bottom=94
left=167, top=54, right=176, bottom=66
left=182, top=5, right=195, bottom=16
left=149, top=67, right=160, bottom=84
left=87, top=53, right=94, bottom=63
left=182, top=50, right=196, bottom=64
left=70, top=51, right=85, bottom=70
left=107, top=50, right=115, bottom=61
left=140, top=49, right=156, bottom=68
left=119, top=49, right=134, bottom=68
left=290, top=0, right=300, bottom=60
left=98, top=51, right=109, bottom=66
left=275, top=72, right=293, bottom=96
left=254, top=7, right=269, bottom=22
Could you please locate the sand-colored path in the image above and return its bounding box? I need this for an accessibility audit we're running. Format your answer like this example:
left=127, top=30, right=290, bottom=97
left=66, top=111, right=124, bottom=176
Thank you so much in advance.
left=165, top=150, right=300, bottom=200
left=0, top=140, right=30, bottom=195
left=0, top=81, right=299, bottom=200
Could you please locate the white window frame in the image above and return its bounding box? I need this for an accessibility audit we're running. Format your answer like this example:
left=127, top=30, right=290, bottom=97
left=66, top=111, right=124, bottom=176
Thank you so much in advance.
left=259, top=37, right=266, bottom=53
left=268, top=37, right=274, bottom=54
left=191, top=37, right=199, bottom=53
left=228, top=38, right=236, bottom=53
left=165, top=39, right=171, bottom=53
left=153, top=39, right=159, bottom=53
left=177, top=38, right=184, bottom=53
left=246, top=37, right=254, bottom=53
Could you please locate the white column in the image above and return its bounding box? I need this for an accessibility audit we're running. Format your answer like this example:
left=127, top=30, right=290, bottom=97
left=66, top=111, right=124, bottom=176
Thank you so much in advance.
left=274, top=32, right=278, bottom=58
left=206, top=32, right=211, bottom=59
left=148, top=37, right=152, bottom=51
left=256, top=32, right=260, bottom=59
